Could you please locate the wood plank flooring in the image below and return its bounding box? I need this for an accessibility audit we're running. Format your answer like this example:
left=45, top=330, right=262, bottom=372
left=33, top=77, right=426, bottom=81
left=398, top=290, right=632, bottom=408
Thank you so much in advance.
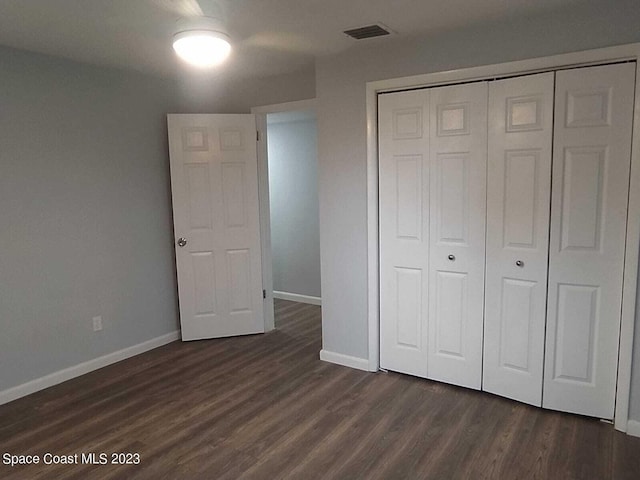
left=1, top=299, right=639, bottom=479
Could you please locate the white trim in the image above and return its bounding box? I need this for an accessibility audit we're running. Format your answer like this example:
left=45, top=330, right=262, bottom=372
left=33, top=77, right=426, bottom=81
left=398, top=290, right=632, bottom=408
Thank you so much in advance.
left=0, top=331, right=180, bottom=406
left=366, top=79, right=380, bottom=373
left=366, top=43, right=640, bottom=432
left=254, top=112, right=275, bottom=332
left=251, top=98, right=317, bottom=115
left=319, top=349, right=371, bottom=371
left=616, top=58, right=640, bottom=432
left=627, top=420, right=640, bottom=438
left=273, top=290, right=322, bottom=306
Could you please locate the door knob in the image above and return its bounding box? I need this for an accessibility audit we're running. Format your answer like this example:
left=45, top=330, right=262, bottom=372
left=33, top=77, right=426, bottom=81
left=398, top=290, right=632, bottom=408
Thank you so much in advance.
left=448, top=254, right=455, bottom=261
left=177, top=237, right=188, bottom=248
left=516, top=260, right=524, bottom=267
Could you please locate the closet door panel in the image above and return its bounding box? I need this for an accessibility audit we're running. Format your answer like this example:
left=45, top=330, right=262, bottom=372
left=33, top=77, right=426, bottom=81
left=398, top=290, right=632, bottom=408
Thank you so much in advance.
left=379, top=90, right=431, bottom=377
left=544, top=63, right=635, bottom=419
left=428, top=82, right=488, bottom=389
left=483, top=73, right=554, bottom=406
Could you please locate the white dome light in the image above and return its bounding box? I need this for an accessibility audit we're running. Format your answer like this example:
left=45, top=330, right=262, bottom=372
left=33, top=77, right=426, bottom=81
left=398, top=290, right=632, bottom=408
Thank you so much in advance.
left=173, top=17, right=231, bottom=68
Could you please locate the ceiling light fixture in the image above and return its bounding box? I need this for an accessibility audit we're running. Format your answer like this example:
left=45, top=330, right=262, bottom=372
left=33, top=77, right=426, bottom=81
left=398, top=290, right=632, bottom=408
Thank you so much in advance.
left=173, top=16, right=231, bottom=68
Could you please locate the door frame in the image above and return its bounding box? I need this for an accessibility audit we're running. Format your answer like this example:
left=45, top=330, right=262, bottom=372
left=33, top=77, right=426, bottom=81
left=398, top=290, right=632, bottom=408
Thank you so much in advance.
left=365, top=43, right=640, bottom=433
left=251, top=99, right=318, bottom=331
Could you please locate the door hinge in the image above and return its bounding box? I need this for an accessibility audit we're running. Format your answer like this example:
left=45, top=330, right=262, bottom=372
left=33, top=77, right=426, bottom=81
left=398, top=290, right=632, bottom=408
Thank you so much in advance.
left=256, top=130, right=260, bottom=142
left=263, top=289, right=266, bottom=299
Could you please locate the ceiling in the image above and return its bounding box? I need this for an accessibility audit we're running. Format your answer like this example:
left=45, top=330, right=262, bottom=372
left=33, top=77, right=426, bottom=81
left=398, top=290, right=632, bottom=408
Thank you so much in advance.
left=0, top=0, right=587, bottom=80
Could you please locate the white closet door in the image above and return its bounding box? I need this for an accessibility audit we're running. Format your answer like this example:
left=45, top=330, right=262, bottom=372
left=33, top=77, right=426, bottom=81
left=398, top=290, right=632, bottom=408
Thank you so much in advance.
left=544, top=63, right=635, bottom=418
left=379, top=90, right=431, bottom=377
left=427, top=82, right=488, bottom=389
left=483, top=73, right=554, bottom=406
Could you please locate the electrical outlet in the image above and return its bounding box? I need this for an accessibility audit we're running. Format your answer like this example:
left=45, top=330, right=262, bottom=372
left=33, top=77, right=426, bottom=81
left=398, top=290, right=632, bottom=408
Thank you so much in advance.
left=92, top=316, right=103, bottom=332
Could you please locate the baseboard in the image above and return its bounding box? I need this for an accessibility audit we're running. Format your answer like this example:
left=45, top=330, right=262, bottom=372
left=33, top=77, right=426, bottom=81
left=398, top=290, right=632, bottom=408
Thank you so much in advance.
left=319, top=349, right=370, bottom=371
left=273, top=291, right=322, bottom=306
left=627, top=420, right=640, bottom=437
left=0, top=330, right=181, bottom=406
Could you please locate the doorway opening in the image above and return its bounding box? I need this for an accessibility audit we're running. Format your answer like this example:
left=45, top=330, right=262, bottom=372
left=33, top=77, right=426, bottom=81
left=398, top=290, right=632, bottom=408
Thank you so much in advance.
left=253, top=100, right=321, bottom=330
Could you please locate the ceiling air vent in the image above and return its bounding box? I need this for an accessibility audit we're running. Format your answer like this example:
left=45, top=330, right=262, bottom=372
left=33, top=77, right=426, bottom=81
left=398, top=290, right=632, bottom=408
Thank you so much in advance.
left=343, top=23, right=393, bottom=40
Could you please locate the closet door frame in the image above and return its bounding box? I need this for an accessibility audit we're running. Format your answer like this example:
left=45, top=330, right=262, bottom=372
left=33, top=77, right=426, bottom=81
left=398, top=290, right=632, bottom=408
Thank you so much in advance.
left=365, top=43, right=640, bottom=434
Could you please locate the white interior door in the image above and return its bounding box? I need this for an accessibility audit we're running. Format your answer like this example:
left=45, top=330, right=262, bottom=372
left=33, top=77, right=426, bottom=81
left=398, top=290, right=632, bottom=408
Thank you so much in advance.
left=427, top=82, right=488, bottom=389
left=379, top=89, right=431, bottom=377
left=483, top=72, right=554, bottom=406
left=543, top=63, right=635, bottom=418
left=168, top=114, right=265, bottom=341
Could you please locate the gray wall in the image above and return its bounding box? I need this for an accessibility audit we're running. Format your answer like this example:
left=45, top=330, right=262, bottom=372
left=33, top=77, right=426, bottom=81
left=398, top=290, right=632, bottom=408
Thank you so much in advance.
left=175, top=67, right=316, bottom=114
left=267, top=115, right=321, bottom=298
left=315, top=0, right=640, bottom=418
left=0, top=45, right=316, bottom=394
left=0, top=46, right=180, bottom=391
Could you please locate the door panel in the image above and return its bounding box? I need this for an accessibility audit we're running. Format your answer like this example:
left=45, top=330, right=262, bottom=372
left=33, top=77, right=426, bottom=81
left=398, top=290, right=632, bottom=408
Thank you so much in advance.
left=553, top=284, right=599, bottom=382
left=436, top=153, right=469, bottom=243
left=396, top=156, right=423, bottom=239
left=379, top=90, right=430, bottom=377
left=192, top=251, right=217, bottom=315
left=499, top=278, right=536, bottom=371
left=503, top=150, right=539, bottom=248
left=428, top=82, right=488, bottom=389
left=221, top=163, right=248, bottom=227
left=185, top=164, right=213, bottom=228
left=544, top=63, right=635, bottom=418
left=484, top=73, right=554, bottom=406
left=559, top=147, right=606, bottom=251
left=396, top=267, right=423, bottom=347
left=168, top=114, right=264, bottom=341
left=434, top=271, right=467, bottom=357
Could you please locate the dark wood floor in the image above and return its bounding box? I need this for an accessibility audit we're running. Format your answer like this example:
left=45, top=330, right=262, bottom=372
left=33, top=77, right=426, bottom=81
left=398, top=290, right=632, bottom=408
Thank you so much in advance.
left=1, top=299, right=638, bottom=479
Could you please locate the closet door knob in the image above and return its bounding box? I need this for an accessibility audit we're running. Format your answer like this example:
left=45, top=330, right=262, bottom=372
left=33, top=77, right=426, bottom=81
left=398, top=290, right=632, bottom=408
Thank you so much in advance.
left=448, top=254, right=455, bottom=261
left=177, top=237, right=188, bottom=248
left=516, top=260, right=524, bottom=267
